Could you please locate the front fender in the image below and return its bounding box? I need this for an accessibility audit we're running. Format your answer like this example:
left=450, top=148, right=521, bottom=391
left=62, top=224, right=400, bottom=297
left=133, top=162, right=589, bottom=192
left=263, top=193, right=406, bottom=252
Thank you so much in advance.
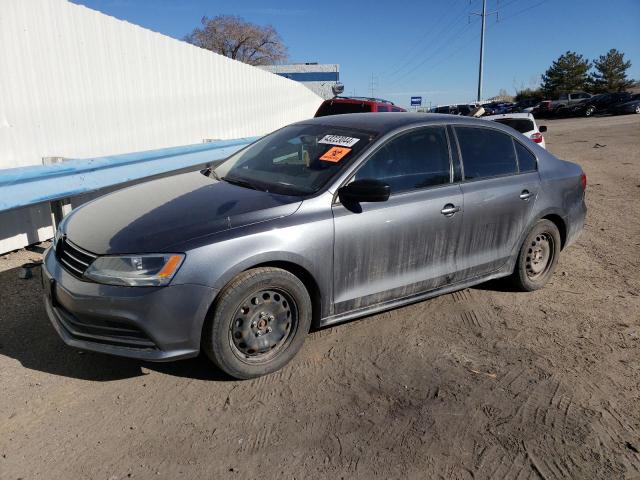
left=173, top=198, right=335, bottom=319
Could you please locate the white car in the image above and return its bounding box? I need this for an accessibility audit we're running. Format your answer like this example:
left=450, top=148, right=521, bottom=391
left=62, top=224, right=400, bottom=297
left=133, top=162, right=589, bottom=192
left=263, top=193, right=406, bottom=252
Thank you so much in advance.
left=484, top=113, right=547, bottom=149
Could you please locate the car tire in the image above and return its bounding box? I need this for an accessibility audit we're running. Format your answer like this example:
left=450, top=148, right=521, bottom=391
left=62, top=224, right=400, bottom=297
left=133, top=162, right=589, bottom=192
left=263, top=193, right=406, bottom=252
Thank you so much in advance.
left=585, top=106, right=595, bottom=117
left=202, top=267, right=312, bottom=379
left=510, top=219, right=561, bottom=292
left=635, top=105, right=640, bottom=114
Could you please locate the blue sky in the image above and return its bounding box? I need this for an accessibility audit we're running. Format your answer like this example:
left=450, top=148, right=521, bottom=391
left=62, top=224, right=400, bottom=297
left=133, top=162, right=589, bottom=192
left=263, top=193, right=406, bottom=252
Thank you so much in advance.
left=73, top=0, right=640, bottom=108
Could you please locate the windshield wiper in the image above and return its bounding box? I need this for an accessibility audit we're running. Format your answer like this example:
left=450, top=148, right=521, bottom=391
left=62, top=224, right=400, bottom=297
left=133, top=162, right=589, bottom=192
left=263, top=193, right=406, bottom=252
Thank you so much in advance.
left=221, top=176, right=261, bottom=191
left=208, top=169, right=220, bottom=180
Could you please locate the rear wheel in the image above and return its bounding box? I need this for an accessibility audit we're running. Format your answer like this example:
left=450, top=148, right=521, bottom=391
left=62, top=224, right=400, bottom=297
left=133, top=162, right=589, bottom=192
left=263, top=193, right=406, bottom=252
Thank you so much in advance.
left=510, top=219, right=561, bottom=291
left=203, top=267, right=312, bottom=379
left=635, top=105, right=640, bottom=114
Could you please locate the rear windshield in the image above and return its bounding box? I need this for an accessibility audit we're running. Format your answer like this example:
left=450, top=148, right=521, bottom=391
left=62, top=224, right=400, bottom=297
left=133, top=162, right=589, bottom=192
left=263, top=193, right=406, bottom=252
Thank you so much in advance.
left=213, top=124, right=377, bottom=195
left=493, top=118, right=534, bottom=134
left=315, top=101, right=372, bottom=117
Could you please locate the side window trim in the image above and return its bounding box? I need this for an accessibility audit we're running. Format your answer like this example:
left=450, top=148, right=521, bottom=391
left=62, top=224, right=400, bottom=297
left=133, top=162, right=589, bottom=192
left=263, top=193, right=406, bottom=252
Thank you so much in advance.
left=447, top=125, right=464, bottom=182
left=511, top=137, right=520, bottom=174
left=342, top=124, right=455, bottom=198
left=443, top=126, right=454, bottom=183
left=512, top=138, right=539, bottom=173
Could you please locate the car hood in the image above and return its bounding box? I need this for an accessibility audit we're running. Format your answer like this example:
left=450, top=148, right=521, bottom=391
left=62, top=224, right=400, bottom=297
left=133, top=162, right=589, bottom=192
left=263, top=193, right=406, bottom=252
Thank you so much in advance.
left=64, top=172, right=302, bottom=254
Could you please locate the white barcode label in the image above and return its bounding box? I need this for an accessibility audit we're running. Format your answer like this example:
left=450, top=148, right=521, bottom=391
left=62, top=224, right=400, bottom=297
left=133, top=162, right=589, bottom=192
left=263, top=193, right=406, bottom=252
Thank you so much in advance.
left=318, top=135, right=360, bottom=148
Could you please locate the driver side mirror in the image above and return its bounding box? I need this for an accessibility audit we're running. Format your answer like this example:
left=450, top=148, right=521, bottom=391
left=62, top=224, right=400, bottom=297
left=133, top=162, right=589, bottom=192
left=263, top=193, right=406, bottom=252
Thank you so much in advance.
left=338, top=179, right=390, bottom=204
left=539, top=125, right=547, bottom=133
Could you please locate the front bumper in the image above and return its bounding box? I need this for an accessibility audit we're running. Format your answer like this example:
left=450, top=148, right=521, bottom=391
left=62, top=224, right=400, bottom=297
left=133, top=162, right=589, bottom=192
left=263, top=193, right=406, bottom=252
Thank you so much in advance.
left=42, top=247, right=216, bottom=361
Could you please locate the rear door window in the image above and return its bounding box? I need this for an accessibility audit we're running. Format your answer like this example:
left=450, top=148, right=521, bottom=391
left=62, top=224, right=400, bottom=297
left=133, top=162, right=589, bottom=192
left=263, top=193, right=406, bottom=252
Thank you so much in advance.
left=455, top=127, right=517, bottom=180
left=377, top=105, right=390, bottom=112
left=355, top=126, right=451, bottom=194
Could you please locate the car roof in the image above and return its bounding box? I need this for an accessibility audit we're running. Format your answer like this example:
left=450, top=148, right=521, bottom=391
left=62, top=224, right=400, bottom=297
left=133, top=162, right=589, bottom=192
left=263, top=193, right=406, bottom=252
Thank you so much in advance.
left=295, top=112, right=515, bottom=136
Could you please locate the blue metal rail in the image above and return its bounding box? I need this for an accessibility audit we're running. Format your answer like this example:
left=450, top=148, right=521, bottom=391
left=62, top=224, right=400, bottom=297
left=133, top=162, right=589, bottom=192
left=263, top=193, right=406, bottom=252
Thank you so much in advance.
left=0, top=138, right=258, bottom=213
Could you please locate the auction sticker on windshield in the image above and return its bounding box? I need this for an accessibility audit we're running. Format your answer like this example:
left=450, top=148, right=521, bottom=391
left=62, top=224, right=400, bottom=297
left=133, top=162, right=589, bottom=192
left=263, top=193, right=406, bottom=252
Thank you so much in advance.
left=318, top=135, right=360, bottom=148
left=319, top=146, right=352, bottom=163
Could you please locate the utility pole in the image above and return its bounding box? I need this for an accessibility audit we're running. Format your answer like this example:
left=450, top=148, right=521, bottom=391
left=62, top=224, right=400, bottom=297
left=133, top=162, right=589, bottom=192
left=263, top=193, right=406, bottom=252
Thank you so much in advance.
left=369, top=73, right=378, bottom=98
left=477, top=0, right=486, bottom=102
left=471, top=0, right=497, bottom=102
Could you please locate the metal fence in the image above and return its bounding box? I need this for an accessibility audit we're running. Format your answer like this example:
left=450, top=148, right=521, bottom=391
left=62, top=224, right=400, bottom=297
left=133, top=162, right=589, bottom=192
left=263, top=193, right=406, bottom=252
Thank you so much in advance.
left=0, top=0, right=322, bottom=253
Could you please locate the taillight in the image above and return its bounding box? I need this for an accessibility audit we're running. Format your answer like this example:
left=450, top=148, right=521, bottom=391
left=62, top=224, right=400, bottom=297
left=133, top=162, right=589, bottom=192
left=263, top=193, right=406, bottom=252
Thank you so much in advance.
left=580, top=172, right=587, bottom=190
left=531, top=132, right=543, bottom=143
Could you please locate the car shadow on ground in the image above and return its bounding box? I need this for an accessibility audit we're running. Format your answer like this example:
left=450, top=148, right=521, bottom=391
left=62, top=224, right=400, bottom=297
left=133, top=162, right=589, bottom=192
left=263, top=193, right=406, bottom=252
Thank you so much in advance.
left=471, top=277, right=521, bottom=293
left=0, top=265, right=234, bottom=382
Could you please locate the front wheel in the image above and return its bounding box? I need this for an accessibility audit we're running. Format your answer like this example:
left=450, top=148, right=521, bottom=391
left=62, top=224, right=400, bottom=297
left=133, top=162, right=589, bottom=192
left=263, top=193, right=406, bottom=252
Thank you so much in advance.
left=510, top=219, right=561, bottom=291
left=202, top=267, right=312, bottom=379
left=584, top=106, right=596, bottom=117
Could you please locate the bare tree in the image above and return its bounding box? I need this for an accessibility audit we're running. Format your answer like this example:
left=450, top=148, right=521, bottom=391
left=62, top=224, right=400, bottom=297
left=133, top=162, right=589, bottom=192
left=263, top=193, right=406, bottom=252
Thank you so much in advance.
left=184, top=15, right=288, bottom=66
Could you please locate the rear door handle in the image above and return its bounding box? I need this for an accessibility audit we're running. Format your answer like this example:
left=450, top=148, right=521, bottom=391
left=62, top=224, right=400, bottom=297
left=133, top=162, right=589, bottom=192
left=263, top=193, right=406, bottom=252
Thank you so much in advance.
left=519, top=190, right=532, bottom=200
left=441, top=204, right=461, bottom=217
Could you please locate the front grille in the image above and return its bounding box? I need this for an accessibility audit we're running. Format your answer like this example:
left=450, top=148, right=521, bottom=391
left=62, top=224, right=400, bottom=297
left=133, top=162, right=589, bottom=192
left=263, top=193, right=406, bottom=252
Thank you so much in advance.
left=55, top=236, right=97, bottom=278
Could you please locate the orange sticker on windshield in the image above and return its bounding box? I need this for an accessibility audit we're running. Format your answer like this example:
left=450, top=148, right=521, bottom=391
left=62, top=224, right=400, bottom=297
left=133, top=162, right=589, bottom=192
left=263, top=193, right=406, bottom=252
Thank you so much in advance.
left=319, top=146, right=351, bottom=163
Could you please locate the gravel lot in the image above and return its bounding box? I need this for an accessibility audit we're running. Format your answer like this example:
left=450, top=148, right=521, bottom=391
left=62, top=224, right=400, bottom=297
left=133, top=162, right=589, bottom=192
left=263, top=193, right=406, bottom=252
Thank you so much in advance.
left=1, top=114, right=639, bottom=479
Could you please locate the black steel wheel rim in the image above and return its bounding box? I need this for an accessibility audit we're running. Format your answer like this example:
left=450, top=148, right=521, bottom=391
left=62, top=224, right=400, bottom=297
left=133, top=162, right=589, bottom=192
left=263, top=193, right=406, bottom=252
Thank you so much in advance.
left=228, top=288, right=298, bottom=364
left=525, top=232, right=555, bottom=280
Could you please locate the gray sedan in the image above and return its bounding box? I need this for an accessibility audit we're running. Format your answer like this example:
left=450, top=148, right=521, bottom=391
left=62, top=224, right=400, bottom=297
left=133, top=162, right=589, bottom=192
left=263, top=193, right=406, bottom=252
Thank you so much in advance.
left=42, top=113, right=586, bottom=379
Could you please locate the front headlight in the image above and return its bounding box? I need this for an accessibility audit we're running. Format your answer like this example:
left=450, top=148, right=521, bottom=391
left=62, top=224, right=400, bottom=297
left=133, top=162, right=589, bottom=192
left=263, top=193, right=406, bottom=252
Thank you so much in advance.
left=84, top=254, right=184, bottom=287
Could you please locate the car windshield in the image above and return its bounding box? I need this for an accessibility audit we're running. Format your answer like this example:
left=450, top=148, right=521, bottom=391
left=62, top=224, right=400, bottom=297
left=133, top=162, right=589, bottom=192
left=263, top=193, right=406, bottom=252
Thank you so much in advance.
left=212, top=124, right=377, bottom=195
left=493, top=118, right=534, bottom=134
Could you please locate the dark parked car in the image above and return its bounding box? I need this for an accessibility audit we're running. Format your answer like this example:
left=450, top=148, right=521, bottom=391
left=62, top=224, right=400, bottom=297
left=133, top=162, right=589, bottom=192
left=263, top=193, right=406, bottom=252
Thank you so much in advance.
left=315, top=96, right=405, bottom=116
left=568, top=92, right=633, bottom=117
left=43, top=114, right=587, bottom=379
left=610, top=93, right=640, bottom=115
left=511, top=98, right=540, bottom=113
left=481, top=102, right=515, bottom=116
left=429, top=104, right=477, bottom=116
left=533, top=100, right=554, bottom=117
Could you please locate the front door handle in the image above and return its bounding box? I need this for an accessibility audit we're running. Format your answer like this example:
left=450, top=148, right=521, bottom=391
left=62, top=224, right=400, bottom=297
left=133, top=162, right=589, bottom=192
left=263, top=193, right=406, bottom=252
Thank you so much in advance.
left=441, top=204, right=461, bottom=217
left=520, top=190, right=532, bottom=200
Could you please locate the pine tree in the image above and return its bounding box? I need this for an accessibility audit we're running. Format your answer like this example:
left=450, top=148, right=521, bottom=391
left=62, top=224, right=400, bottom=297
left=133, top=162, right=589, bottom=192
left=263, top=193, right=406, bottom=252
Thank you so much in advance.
left=591, top=49, right=633, bottom=92
left=541, top=51, right=591, bottom=98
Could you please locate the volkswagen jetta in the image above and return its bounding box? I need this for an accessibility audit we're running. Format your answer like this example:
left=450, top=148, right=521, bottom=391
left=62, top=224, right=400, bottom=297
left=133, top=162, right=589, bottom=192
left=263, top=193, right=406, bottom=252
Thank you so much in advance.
left=42, top=113, right=586, bottom=379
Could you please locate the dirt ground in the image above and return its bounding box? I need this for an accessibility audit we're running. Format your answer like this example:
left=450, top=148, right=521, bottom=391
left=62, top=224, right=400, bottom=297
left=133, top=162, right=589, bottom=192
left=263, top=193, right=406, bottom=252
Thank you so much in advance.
left=1, top=114, right=639, bottom=480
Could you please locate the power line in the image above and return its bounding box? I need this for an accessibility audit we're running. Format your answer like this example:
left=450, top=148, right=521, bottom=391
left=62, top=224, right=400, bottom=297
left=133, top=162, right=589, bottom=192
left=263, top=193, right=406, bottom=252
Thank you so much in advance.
left=497, top=0, right=549, bottom=23
left=380, top=0, right=550, bottom=102
left=381, top=0, right=470, bottom=77
left=383, top=0, right=475, bottom=82
left=383, top=18, right=478, bottom=89
left=496, top=0, right=526, bottom=11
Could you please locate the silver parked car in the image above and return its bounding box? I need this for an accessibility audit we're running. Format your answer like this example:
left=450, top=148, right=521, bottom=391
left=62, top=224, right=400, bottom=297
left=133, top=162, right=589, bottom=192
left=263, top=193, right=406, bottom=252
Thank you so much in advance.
left=42, top=113, right=587, bottom=379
